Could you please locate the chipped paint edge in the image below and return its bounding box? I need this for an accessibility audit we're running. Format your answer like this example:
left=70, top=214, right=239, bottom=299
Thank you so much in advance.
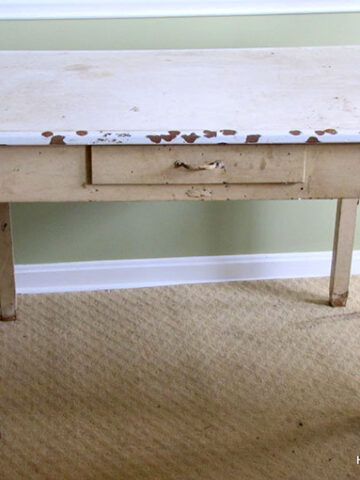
left=1, top=129, right=360, bottom=146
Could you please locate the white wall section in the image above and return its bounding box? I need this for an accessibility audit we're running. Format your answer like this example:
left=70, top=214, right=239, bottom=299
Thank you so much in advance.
left=1, top=1, right=359, bottom=20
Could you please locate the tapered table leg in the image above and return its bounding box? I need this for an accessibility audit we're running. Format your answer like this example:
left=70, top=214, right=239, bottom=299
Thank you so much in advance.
left=329, top=199, right=358, bottom=307
left=0, top=203, right=16, bottom=321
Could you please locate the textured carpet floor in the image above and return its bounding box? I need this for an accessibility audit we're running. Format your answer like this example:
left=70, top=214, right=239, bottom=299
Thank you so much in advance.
left=1, top=277, right=360, bottom=479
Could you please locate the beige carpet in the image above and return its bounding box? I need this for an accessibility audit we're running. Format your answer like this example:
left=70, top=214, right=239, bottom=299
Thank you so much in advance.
left=1, top=277, right=360, bottom=479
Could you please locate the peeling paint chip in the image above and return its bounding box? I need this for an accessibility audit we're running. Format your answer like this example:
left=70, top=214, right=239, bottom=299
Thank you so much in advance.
left=315, top=129, right=337, bottom=136
left=289, top=130, right=301, bottom=136
left=41, top=131, right=53, bottom=138
left=246, top=134, right=261, bottom=144
left=147, top=135, right=162, bottom=144
left=220, top=129, right=237, bottom=136
left=306, top=136, right=320, bottom=144
left=203, top=130, right=217, bottom=138
left=50, top=135, right=66, bottom=145
left=147, top=131, right=180, bottom=143
left=182, top=133, right=199, bottom=144
left=161, top=131, right=180, bottom=142
left=76, top=130, right=88, bottom=136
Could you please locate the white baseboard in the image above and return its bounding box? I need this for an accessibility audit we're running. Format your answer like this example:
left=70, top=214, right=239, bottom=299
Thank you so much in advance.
left=14, top=250, right=360, bottom=294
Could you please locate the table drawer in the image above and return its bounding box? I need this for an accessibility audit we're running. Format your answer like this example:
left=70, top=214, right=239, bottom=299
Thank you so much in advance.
left=91, top=145, right=306, bottom=185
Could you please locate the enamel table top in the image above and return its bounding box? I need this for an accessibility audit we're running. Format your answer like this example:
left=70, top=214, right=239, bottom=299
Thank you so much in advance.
left=0, top=46, right=359, bottom=146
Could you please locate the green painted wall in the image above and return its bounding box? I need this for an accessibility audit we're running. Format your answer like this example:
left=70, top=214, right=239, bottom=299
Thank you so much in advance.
left=1, top=14, right=360, bottom=263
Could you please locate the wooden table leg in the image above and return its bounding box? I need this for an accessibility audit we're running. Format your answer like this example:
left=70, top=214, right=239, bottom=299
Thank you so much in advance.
left=0, top=203, right=16, bottom=321
left=329, top=198, right=358, bottom=307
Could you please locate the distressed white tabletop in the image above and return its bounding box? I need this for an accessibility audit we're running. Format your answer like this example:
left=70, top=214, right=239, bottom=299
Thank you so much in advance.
left=0, top=46, right=359, bottom=146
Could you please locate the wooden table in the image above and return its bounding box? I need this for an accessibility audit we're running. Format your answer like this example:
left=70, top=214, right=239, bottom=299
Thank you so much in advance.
left=1, top=46, right=359, bottom=320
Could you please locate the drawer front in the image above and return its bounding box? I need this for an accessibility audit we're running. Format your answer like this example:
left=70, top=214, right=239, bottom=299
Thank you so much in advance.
left=91, top=145, right=306, bottom=185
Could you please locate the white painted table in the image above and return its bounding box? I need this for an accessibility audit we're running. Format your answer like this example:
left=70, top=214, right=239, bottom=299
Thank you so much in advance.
left=1, top=46, right=359, bottom=320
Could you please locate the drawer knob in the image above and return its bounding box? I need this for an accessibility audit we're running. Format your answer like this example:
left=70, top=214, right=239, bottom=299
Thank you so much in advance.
left=174, top=160, right=225, bottom=171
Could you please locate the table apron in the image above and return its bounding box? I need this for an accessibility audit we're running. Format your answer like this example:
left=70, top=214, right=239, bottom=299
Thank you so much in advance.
left=0, top=144, right=359, bottom=202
